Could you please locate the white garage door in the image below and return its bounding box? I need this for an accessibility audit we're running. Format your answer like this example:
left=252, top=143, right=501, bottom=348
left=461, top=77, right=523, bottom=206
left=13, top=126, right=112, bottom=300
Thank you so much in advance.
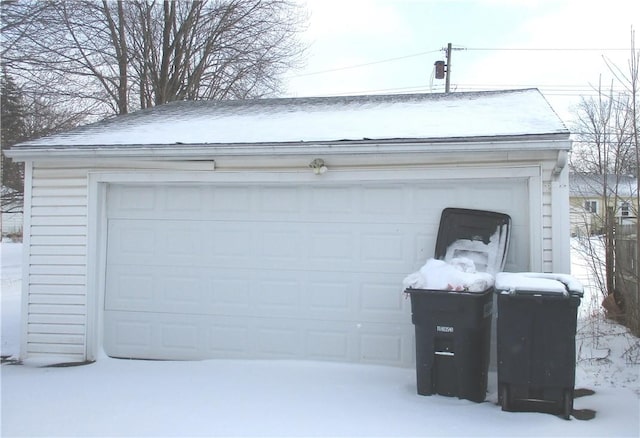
left=104, top=179, right=529, bottom=365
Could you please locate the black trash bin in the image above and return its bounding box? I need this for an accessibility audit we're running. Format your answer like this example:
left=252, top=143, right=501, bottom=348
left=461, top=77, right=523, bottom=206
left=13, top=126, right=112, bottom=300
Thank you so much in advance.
left=406, top=208, right=511, bottom=403
left=495, top=272, right=583, bottom=419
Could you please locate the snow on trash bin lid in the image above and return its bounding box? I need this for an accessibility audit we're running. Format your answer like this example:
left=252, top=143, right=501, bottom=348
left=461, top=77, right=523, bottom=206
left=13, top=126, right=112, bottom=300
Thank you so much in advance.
left=435, top=208, right=511, bottom=274
left=495, top=272, right=584, bottom=297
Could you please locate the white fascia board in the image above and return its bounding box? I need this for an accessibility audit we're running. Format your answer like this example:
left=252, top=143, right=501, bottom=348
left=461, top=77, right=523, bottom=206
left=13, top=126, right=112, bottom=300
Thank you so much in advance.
left=5, top=136, right=572, bottom=161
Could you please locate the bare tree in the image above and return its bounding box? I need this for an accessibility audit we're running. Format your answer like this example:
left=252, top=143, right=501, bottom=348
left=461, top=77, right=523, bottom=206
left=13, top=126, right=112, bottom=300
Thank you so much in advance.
left=570, top=28, right=640, bottom=334
left=571, top=84, right=634, bottom=293
left=607, top=28, right=640, bottom=335
left=2, top=0, right=307, bottom=117
left=1, top=69, right=26, bottom=206
left=1, top=69, right=85, bottom=221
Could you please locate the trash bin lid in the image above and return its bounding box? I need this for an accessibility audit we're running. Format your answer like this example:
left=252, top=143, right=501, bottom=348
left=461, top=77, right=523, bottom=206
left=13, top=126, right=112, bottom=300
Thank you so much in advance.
left=495, top=272, right=584, bottom=297
left=435, top=208, right=511, bottom=274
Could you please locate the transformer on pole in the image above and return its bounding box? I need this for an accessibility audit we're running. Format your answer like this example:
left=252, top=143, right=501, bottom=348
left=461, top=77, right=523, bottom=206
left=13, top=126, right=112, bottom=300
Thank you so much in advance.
left=433, top=43, right=453, bottom=93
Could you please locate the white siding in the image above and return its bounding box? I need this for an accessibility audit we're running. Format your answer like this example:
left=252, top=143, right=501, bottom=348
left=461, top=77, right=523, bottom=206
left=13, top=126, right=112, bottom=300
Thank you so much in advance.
left=541, top=160, right=559, bottom=273
left=25, top=166, right=88, bottom=362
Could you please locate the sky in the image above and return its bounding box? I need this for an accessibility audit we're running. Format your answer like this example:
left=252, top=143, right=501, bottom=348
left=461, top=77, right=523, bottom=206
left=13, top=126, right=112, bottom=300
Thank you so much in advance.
left=284, top=0, right=640, bottom=125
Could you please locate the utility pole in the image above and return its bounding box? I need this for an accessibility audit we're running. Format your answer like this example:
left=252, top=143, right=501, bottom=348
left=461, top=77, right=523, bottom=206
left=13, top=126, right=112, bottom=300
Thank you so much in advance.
left=434, top=43, right=465, bottom=93
left=445, top=42, right=452, bottom=93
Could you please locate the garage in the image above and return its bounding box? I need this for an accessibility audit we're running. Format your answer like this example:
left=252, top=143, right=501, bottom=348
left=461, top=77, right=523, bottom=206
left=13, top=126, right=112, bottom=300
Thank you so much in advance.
left=7, top=88, right=571, bottom=365
left=103, top=179, right=529, bottom=365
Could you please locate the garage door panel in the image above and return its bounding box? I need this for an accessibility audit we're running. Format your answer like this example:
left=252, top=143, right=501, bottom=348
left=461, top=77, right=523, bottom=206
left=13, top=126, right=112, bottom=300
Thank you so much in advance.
left=361, top=185, right=408, bottom=215
left=209, top=275, right=252, bottom=310
left=259, top=227, right=303, bottom=264
left=411, top=184, right=453, bottom=216
left=209, top=225, right=255, bottom=265
left=211, top=186, right=252, bottom=212
left=306, top=329, right=350, bottom=360
left=360, top=332, right=402, bottom=363
left=165, top=186, right=204, bottom=211
left=108, top=220, right=204, bottom=266
left=108, top=222, right=157, bottom=258
left=161, top=322, right=200, bottom=352
left=108, top=183, right=454, bottom=223
left=109, top=185, right=157, bottom=215
left=105, top=314, right=154, bottom=355
left=105, top=264, right=201, bottom=313
left=108, top=264, right=405, bottom=322
left=104, top=310, right=413, bottom=364
left=362, top=225, right=425, bottom=273
left=308, top=276, right=352, bottom=312
left=163, top=226, right=203, bottom=258
left=105, top=311, right=204, bottom=360
left=104, top=180, right=529, bottom=364
left=258, top=186, right=301, bottom=214
left=162, top=275, right=202, bottom=307
left=412, top=232, right=433, bottom=266
left=360, top=231, right=405, bottom=266
left=209, top=322, right=249, bottom=354
left=256, top=326, right=302, bottom=358
left=255, top=276, right=301, bottom=314
left=105, top=266, right=155, bottom=310
left=360, top=279, right=406, bottom=317
left=307, top=223, right=418, bottom=273
left=308, top=186, right=354, bottom=215
left=308, top=228, right=355, bottom=264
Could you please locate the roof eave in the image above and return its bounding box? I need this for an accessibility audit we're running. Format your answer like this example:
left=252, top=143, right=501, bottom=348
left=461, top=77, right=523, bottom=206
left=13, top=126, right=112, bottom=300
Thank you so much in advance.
left=6, top=132, right=571, bottom=161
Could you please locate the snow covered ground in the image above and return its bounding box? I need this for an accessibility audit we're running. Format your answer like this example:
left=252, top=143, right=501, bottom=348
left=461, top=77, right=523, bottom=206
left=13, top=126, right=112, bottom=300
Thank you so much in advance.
left=1, top=240, right=639, bottom=437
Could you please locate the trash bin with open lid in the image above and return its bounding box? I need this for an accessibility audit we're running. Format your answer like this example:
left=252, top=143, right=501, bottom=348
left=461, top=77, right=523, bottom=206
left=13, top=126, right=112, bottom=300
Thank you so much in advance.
left=405, top=208, right=511, bottom=403
left=495, top=272, right=583, bottom=419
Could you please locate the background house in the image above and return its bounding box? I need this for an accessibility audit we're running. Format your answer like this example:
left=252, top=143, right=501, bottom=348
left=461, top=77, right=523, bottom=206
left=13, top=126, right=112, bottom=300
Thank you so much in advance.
left=569, top=173, right=638, bottom=236
left=1, top=186, right=23, bottom=239
left=6, top=89, right=572, bottom=365
left=569, top=172, right=639, bottom=336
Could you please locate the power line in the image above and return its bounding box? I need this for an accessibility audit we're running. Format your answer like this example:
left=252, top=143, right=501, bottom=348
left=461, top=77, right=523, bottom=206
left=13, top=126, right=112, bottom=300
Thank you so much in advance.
left=296, top=83, right=628, bottom=99
left=287, top=46, right=635, bottom=80
left=315, top=85, right=435, bottom=97
left=464, top=47, right=633, bottom=51
left=285, top=43, right=636, bottom=98
left=460, top=83, right=624, bottom=88
left=285, top=49, right=441, bottom=79
left=458, top=85, right=628, bottom=93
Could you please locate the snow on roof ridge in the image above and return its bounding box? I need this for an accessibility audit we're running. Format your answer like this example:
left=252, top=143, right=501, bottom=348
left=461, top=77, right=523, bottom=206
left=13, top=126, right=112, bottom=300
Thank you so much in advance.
left=12, top=88, right=569, bottom=149
left=54, top=88, right=547, bottom=123
left=160, top=87, right=541, bottom=107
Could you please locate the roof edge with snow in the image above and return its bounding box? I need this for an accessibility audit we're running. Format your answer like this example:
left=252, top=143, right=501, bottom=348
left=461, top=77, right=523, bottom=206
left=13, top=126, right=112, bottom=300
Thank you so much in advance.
left=6, top=135, right=572, bottom=161
left=8, top=89, right=570, bottom=159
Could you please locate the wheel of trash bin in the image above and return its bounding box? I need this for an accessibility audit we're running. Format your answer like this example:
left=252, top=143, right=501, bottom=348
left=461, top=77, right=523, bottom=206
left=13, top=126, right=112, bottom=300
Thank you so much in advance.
left=562, top=389, right=573, bottom=420
left=499, top=384, right=511, bottom=411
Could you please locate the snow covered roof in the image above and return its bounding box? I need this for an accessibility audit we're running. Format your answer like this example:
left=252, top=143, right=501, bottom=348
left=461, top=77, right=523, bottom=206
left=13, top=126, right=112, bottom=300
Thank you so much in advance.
left=570, top=173, right=638, bottom=198
left=12, top=89, right=568, bottom=151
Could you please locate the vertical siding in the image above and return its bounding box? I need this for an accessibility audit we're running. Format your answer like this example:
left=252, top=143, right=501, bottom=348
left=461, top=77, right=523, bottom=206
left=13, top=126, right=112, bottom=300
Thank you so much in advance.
left=541, top=161, right=557, bottom=273
left=25, top=165, right=88, bottom=361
